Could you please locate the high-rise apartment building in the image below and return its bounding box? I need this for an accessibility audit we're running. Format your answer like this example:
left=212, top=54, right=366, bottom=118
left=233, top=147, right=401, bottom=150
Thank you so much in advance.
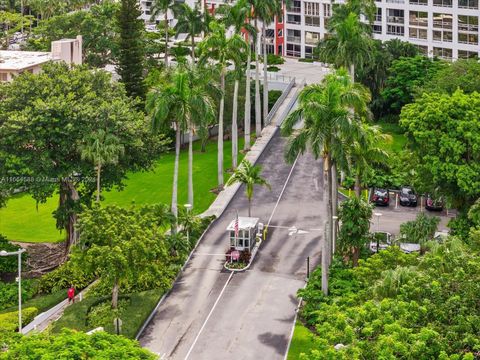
left=283, top=0, right=479, bottom=60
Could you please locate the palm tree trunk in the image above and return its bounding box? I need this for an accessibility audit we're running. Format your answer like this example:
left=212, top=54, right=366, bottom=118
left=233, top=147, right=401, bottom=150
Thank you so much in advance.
left=111, top=278, right=119, bottom=309
left=262, top=23, right=269, bottom=122
left=349, top=63, right=355, bottom=82
left=331, top=161, right=338, bottom=253
left=232, top=79, right=239, bottom=169
left=262, top=22, right=268, bottom=125
left=218, top=69, right=225, bottom=189
left=321, top=154, right=330, bottom=296
left=191, top=34, right=196, bottom=63
left=172, top=124, right=181, bottom=231
left=164, top=12, right=169, bottom=67
left=254, top=20, right=261, bottom=137
left=327, top=155, right=334, bottom=266
left=188, top=128, right=194, bottom=207
left=355, top=168, right=361, bottom=198
left=248, top=198, right=251, bottom=217
left=96, top=163, right=101, bottom=203
left=244, top=47, right=251, bottom=151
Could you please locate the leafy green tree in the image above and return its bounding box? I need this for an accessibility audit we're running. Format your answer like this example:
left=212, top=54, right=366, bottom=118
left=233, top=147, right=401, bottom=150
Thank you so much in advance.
left=25, top=2, right=119, bottom=68
left=0, top=62, right=164, bottom=251
left=79, top=129, right=125, bottom=203
left=400, top=90, right=480, bottom=211
left=0, top=329, right=156, bottom=359
left=421, top=58, right=480, bottom=95
left=199, top=21, right=247, bottom=189
left=381, top=55, right=445, bottom=114
left=400, top=212, right=440, bottom=254
left=282, top=69, right=370, bottom=295
left=0, top=11, right=32, bottom=49
left=150, top=0, right=176, bottom=67
left=337, top=197, right=373, bottom=266
left=225, top=160, right=270, bottom=217
left=117, top=0, right=146, bottom=101
left=73, top=204, right=171, bottom=309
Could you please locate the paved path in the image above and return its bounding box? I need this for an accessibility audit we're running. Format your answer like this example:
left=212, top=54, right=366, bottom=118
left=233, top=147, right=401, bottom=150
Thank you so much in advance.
left=139, top=132, right=324, bottom=360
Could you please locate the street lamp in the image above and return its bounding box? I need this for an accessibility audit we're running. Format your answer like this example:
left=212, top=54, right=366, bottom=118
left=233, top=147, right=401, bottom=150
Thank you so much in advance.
left=184, top=204, right=193, bottom=245
left=374, top=212, right=383, bottom=253
left=332, top=216, right=339, bottom=255
left=0, top=248, right=26, bottom=332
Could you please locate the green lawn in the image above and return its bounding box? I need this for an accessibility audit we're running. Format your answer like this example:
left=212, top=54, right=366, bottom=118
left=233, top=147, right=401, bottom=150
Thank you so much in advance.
left=0, top=289, right=66, bottom=315
left=51, top=289, right=164, bottom=339
left=0, top=138, right=245, bottom=243
left=377, top=121, right=407, bottom=153
left=287, top=321, right=316, bottom=359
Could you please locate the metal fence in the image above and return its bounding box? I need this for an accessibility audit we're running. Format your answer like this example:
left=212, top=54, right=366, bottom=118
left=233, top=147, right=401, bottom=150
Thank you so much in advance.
left=248, top=70, right=295, bottom=84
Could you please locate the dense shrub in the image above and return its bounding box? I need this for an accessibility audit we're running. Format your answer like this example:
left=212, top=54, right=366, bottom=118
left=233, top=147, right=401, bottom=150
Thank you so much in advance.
left=298, top=58, right=315, bottom=63
left=298, top=240, right=480, bottom=359
left=0, top=235, right=27, bottom=274
left=0, top=280, right=36, bottom=310
left=267, top=66, right=280, bottom=72
left=87, top=298, right=130, bottom=329
left=266, top=54, right=285, bottom=65
left=0, top=307, right=38, bottom=333
left=37, top=260, right=94, bottom=294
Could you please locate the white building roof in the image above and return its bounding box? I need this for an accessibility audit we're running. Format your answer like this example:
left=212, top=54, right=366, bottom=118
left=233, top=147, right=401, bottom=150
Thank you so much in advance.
left=226, top=217, right=259, bottom=231
left=0, top=50, right=52, bottom=71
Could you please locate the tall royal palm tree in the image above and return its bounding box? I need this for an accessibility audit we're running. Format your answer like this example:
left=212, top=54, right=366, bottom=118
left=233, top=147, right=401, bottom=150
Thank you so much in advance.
left=254, top=0, right=282, bottom=122
left=219, top=0, right=256, bottom=151
left=147, top=66, right=215, bottom=224
left=79, top=129, right=124, bottom=203
left=281, top=69, right=370, bottom=296
left=173, top=3, right=205, bottom=62
left=317, top=11, right=372, bottom=82
left=150, top=0, right=176, bottom=67
left=200, top=21, right=247, bottom=189
left=226, top=160, right=270, bottom=217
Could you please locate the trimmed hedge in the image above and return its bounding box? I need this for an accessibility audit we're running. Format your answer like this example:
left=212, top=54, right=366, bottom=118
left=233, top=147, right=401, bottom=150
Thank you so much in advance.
left=0, top=307, right=38, bottom=332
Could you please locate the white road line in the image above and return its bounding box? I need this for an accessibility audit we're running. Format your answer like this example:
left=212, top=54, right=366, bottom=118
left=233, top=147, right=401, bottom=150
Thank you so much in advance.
left=266, top=155, right=300, bottom=228
left=184, top=271, right=235, bottom=360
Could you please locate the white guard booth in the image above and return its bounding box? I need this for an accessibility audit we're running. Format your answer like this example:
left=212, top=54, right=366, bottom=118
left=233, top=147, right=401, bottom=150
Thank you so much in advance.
left=226, top=217, right=260, bottom=252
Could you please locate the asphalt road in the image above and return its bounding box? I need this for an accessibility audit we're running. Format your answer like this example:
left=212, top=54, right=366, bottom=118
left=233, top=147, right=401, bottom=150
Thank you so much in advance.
left=139, top=132, right=324, bottom=360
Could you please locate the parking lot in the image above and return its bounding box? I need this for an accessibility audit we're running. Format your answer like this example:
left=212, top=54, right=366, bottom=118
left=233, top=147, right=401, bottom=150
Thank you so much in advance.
left=368, top=191, right=454, bottom=236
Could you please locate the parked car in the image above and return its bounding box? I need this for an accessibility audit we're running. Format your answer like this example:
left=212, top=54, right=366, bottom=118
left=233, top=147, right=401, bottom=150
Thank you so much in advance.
left=399, top=186, right=417, bottom=207
left=371, top=188, right=389, bottom=206
left=426, top=194, right=444, bottom=211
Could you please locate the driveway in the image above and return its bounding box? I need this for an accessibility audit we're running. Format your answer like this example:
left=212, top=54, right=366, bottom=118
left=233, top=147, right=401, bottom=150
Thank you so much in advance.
left=139, top=133, right=324, bottom=359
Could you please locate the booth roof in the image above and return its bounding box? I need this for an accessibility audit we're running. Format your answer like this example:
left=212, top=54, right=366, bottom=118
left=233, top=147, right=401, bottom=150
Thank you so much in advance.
left=226, top=217, right=260, bottom=231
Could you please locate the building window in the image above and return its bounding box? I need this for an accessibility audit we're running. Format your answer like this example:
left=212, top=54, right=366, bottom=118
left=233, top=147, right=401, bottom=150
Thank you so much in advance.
left=458, top=15, right=479, bottom=32
left=287, top=0, right=301, bottom=13
left=409, top=27, right=428, bottom=39
left=373, top=24, right=382, bottom=34
left=286, top=43, right=301, bottom=57
left=286, top=14, right=301, bottom=25
left=287, top=29, right=301, bottom=43
left=417, top=45, right=428, bottom=55
left=433, top=47, right=452, bottom=59
left=305, top=46, right=314, bottom=58
left=304, top=2, right=319, bottom=16
left=458, top=0, right=478, bottom=8
left=387, top=9, right=404, bottom=24
left=375, top=8, right=382, bottom=22
left=458, top=50, right=478, bottom=58
left=458, top=32, right=478, bottom=44
left=432, top=29, right=452, bottom=42
left=323, top=4, right=331, bottom=17
left=409, top=11, right=428, bottom=27
left=433, top=13, right=453, bottom=29
left=0, top=72, right=8, bottom=81
left=305, top=31, right=320, bottom=45
left=387, top=25, right=405, bottom=35
left=409, top=0, right=428, bottom=5
left=433, top=0, right=452, bottom=6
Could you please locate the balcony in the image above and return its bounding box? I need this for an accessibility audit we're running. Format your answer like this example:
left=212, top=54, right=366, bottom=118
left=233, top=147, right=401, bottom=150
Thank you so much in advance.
left=286, top=6, right=301, bottom=13
left=286, top=36, right=302, bottom=43
left=387, top=16, right=405, bottom=24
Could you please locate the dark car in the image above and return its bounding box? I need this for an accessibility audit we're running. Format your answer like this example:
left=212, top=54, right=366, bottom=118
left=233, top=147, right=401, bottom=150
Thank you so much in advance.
left=399, top=186, right=417, bottom=207
left=426, top=194, right=444, bottom=211
left=371, top=188, right=390, bottom=206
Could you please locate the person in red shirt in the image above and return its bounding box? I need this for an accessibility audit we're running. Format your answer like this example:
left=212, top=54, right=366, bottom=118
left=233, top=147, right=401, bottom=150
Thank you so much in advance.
left=67, top=286, right=75, bottom=304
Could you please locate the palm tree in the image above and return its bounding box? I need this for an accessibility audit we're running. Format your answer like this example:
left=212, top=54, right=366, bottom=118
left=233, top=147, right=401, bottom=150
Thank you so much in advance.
left=349, top=124, right=390, bottom=197
left=281, top=69, right=370, bottom=296
left=226, top=160, right=270, bottom=217
left=199, top=21, right=247, bottom=189
left=150, top=0, right=176, bottom=67
left=317, top=11, right=372, bottom=82
left=147, top=65, right=215, bottom=224
left=79, top=129, right=124, bottom=203
left=254, top=0, right=282, bottom=122
left=173, top=3, right=205, bottom=62
left=218, top=0, right=256, bottom=152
